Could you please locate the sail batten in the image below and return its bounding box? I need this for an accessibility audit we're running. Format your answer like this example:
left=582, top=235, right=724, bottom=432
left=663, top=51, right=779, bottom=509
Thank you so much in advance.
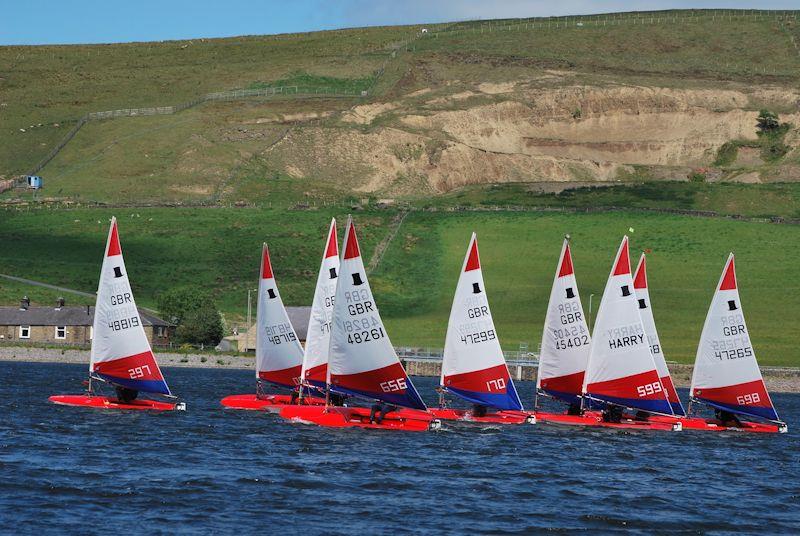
left=582, top=236, right=673, bottom=415
left=255, top=243, right=304, bottom=389
left=90, top=218, right=170, bottom=396
left=690, top=254, right=780, bottom=422
left=537, top=239, right=591, bottom=405
left=440, top=233, right=523, bottom=411
left=328, top=217, right=426, bottom=410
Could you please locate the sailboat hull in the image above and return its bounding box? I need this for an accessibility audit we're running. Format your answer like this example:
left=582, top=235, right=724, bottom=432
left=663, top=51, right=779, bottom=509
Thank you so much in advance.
left=429, top=408, right=534, bottom=425
left=646, top=414, right=787, bottom=433
left=279, top=405, right=440, bottom=432
left=536, top=411, right=681, bottom=431
left=220, top=393, right=325, bottom=412
left=49, top=394, right=183, bottom=411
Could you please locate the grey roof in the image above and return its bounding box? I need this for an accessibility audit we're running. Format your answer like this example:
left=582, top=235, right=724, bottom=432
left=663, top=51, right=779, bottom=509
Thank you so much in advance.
left=286, top=306, right=311, bottom=340
left=0, top=306, right=171, bottom=327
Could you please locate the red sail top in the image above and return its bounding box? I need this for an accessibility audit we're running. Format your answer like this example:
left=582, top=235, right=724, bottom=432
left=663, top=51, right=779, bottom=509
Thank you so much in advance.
left=719, top=254, right=737, bottom=291
left=464, top=235, right=480, bottom=272
left=612, top=236, right=631, bottom=276
left=261, top=244, right=274, bottom=279
left=343, top=219, right=361, bottom=260
left=558, top=242, right=574, bottom=277
left=325, top=219, right=339, bottom=259
left=633, top=254, right=648, bottom=289
left=107, top=219, right=122, bottom=257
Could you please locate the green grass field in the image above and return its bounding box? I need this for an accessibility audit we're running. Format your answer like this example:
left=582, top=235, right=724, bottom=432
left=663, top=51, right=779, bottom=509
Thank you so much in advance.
left=0, top=208, right=393, bottom=325
left=1, top=207, right=797, bottom=365
left=371, top=210, right=800, bottom=366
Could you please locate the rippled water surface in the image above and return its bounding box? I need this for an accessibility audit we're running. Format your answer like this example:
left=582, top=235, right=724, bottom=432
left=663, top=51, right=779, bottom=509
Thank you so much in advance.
left=2, top=362, right=799, bottom=534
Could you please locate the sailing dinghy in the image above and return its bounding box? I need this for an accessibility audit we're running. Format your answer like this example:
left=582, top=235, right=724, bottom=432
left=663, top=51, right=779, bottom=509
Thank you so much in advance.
left=221, top=243, right=325, bottom=411
left=534, top=238, right=593, bottom=425
left=49, top=218, right=184, bottom=411
left=279, top=216, right=439, bottom=431
left=632, top=254, right=686, bottom=416
left=549, top=236, right=680, bottom=431
left=299, top=218, right=340, bottom=394
left=654, top=254, right=785, bottom=433
left=429, top=233, right=533, bottom=425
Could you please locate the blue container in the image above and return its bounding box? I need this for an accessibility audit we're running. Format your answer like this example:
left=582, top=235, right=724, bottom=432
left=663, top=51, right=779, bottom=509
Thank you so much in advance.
left=26, top=175, right=43, bottom=189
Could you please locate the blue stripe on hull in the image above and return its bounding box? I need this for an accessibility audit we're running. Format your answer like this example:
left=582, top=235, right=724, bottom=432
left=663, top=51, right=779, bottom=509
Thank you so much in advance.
left=542, top=389, right=581, bottom=406
left=696, top=397, right=779, bottom=422
left=586, top=393, right=673, bottom=415
left=448, top=380, right=524, bottom=411
left=331, top=385, right=427, bottom=411
left=96, top=373, right=171, bottom=395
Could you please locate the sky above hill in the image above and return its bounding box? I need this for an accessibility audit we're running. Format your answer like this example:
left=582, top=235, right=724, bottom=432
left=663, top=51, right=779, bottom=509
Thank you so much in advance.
left=1, top=0, right=797, bottom=45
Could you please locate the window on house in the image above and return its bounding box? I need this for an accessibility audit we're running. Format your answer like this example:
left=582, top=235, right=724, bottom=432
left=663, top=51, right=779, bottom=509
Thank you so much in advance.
left=55, top=326, right=67, bottom=339
left=19, top=326, right=30, bottom=339
left=88, top=326, right=93, bottom=340
left=156, top=326, right=167, bottom=337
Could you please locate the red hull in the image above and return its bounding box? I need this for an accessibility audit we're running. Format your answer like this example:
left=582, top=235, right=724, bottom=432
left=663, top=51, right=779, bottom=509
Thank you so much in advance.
left=429, top=408, right=534, bottom=425
left=279, top=405, right=440, bottom=432
left=647, top=414, right=786, bottom=434
left=49, top=394, right=183, bottom=411
left=536, top=411, right=681, bottom=431
left=220, top=393, right=326, bottom=413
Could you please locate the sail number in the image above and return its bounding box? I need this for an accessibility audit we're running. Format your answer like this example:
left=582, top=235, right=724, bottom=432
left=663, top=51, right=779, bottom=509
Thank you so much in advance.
left=736, top=393, right=760, bottom=405
left=347, top=327, right=385, bottom=344
left=460, top=329, right=496, bottom=345
left=108, top=316, right=140, bottom=331
left=268, top=333, right=297, bottom=345
left=128, top=364, right=151, bottom=379
left=380, top=377, right=407, bottom=392
left=555, top=335, right=589, bottom=350
left=486, top=378, right=506, bottom=391
left=636, top=381, right=663, bottom=398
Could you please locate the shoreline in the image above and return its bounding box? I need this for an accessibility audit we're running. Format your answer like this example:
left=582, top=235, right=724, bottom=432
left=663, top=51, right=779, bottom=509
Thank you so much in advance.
left=2, top=346, right=800, bottom=393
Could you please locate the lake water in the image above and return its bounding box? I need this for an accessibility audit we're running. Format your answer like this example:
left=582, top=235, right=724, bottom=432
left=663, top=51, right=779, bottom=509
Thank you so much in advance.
left=1, top=361, right=798, bottom=534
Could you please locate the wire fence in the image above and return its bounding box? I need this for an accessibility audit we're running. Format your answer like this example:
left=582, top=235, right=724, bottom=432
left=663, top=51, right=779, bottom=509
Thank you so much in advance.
left=396, top=346, right=539, bottom=365
left=432, top=9, right=800, bottom=36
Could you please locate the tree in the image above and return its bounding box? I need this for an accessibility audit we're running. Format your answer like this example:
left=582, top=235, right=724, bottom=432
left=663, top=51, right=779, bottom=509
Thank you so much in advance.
left=157, top=286, right=224, bottom=345
left=175, top=302, right=224, bottom=346
left=757, top=109, right=780, bottom=133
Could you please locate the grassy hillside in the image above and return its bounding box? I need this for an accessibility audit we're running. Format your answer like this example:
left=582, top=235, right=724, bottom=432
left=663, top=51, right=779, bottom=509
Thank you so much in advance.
left=2, top=10, right=799, bottom=194
left=0, top=206, right=797, bottom=365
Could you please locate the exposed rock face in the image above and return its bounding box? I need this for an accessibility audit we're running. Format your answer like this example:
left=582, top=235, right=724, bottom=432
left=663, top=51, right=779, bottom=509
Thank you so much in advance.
left=268, top=84, right=800, bottom=193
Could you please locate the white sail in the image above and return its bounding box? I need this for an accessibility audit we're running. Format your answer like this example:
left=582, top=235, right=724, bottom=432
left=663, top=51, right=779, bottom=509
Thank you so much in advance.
left=327, top=216, right=426, bottom=410
left=582, top=236, right=672, bottom=415
left=90, top=218, right=170, bottom=395
left=690, top=254, right=779, bottom=422
left=440, top=233, right=522, bottom=410
left=633, top=253, right=686, bottom=415
left=300, top=218, right=340, bottom=388
left=255, top=243, right=304, bottom=388
left=536, top=238, right=590, bottom=404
